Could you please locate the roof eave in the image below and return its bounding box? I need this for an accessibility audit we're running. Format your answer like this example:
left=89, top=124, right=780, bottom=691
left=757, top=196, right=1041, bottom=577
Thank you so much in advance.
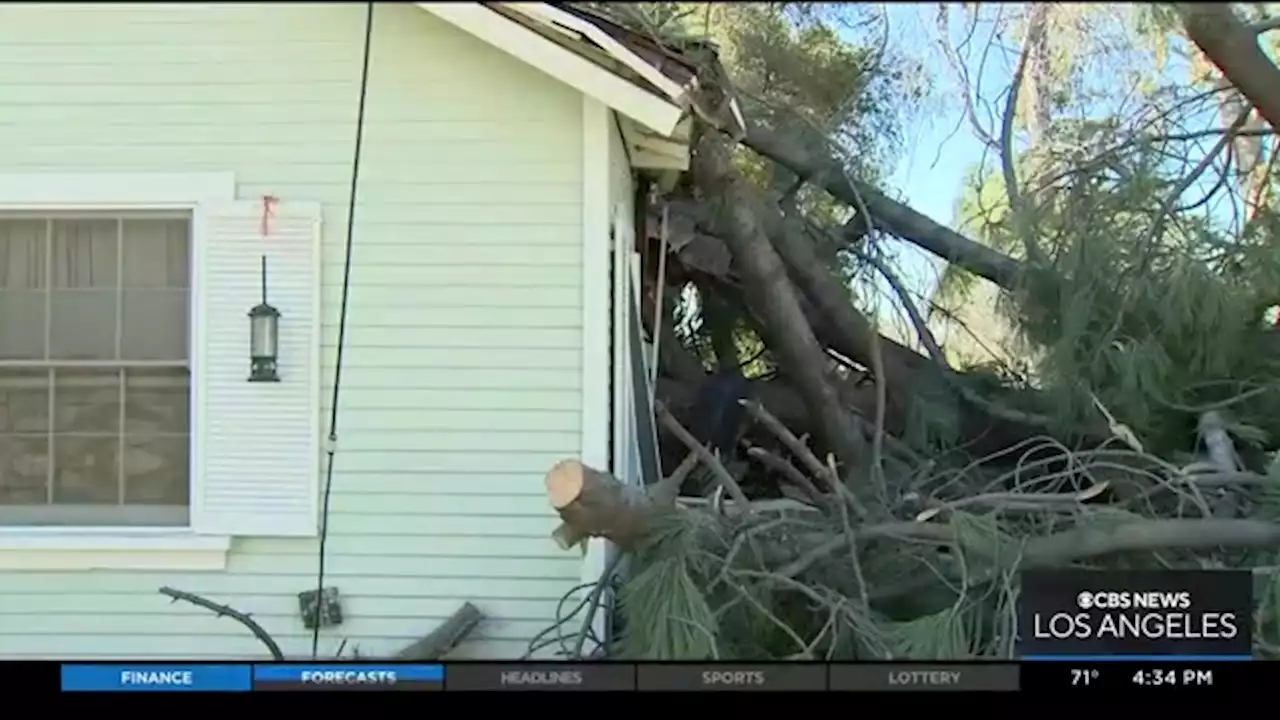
left=415, top=2, right=686, bottom=137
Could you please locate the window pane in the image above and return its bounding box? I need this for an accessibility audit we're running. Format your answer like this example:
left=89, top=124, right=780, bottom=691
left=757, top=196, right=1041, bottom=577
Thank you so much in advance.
left=0, top=219, right=48, bottom=289
left=51, top=434, right=118, bottom=504
left=54, top=368, right=120, bottom=433
left=0, top=369, right=49, bottom=432
left=122, top=219, right=189, bottom=288
left=0, top=435, right=48, bottom=504
left=125, top=367, right=189, bottom=434
left=121, top=288, right=188, bottom=360
left=0, top=219, right=48, bottom=360
left=0, top=369, right=50, bottom=508
left=49, top=219, right=118, bottom=360
left=51, top=219, right=118, bottom=289
left=121, top=219, right=189, bottom=360
left=0, top=291, right=45, bottom=360
left=50, top=292, right=117, bottom=359
left=123, top=435, right=188, bottom=505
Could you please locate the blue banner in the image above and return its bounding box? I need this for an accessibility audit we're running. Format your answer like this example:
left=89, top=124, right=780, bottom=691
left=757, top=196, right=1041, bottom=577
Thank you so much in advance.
left=61, top=664, right=252, bottom=692
left=252, top=663, right=443, bottom=689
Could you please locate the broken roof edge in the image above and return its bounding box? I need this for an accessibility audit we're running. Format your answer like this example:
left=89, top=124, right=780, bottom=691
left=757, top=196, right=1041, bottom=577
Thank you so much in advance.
left=533, top=3, right=747, bottom=142
left=501, top=3, right=690, bottom=103
left=415, top=2, right=686, bottom=137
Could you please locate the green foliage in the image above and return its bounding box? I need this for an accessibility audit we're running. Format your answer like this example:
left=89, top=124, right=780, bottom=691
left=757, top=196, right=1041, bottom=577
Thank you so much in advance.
left=882, top=603, right=986, bottom=659
left=614, top=502, right=1038, bottom=660
left=588, top=2, right=922, bottom=369
left=981, top=146, right=1280, bottom=458
left=615, top=1, right=1280, bottom=661
left=935, top=161, right=1018, bottom=308
left=582, top=1, right=919, bottom=176
left=920, top=6, right=1280, bottom=653
left=934, top=26, right=1280, bottom=451
left=613, top=512, right=844, bottom=660
left=613, top=514, right=719, bottom=660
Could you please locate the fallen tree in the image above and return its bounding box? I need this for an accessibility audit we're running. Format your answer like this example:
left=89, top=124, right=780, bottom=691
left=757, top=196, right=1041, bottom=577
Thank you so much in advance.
left=549, top=1, right=1280, bottom=661
left=545, top=451, right=1280, bottom=659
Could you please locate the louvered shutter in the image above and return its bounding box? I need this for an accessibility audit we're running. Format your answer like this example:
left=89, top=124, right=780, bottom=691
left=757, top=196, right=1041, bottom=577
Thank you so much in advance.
left=191, top=200, right=321, bottom=537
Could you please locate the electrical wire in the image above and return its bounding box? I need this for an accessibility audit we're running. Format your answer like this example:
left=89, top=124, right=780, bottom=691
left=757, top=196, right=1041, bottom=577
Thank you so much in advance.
left=310, top=0, right=375, bottom=659
left=523, top=552, right=626, bottom=660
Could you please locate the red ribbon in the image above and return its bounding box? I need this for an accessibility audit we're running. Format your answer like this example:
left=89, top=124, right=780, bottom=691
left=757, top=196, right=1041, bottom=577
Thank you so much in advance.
left=260, top=195, right=279, bottom=238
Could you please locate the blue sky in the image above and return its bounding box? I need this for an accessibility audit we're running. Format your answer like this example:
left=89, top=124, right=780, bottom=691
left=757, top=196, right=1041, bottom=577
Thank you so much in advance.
left=883, top=5, right=986, bottom=236
left=870, top=4, right=1004, bottom=325
left=864, top=5, right=1226, bottom=334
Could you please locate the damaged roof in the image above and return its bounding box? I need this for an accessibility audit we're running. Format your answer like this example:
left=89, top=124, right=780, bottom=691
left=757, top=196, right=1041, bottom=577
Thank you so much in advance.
left=548, top=3, right=702, bottom=90
left=417, top=2, right=743, bottom=139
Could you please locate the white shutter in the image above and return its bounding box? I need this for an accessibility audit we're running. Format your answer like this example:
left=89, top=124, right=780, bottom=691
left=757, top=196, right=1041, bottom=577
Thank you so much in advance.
left=191, top=200, right=321, bottom=537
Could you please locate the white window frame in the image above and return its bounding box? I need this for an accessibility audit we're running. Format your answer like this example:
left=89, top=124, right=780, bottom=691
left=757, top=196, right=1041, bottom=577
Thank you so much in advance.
left=0, top=173, right=236, bottom=570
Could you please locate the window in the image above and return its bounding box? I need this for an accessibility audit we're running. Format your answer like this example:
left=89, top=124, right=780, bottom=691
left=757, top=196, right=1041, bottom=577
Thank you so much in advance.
left=0, top=173, right=320, bottom=564
left=0, top=214, right=191, bottom=527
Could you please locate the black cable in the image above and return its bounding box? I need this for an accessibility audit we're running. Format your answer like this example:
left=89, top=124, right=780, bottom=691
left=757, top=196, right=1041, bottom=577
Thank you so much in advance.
left=523, top=553, right=626, bottom=660
left=311, top=0, right=375, bottom=660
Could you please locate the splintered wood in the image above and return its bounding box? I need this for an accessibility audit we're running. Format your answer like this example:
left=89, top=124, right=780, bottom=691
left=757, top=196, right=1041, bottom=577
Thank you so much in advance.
left=546, top=459, right=656, bottom=551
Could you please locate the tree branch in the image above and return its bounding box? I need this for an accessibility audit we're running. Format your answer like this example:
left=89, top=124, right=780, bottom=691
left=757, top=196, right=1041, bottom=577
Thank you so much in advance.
left=1248, top=16, right=1280, bottom=34
left=741, top=125, right=1022, bottom=288
left=656, top=400, right=751, bottom=508
left=159, top=586, right=285, bottom=660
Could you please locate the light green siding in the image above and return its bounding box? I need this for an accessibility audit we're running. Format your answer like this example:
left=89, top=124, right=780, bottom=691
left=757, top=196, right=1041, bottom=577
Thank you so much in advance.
left=0, top=3, right=587, bottom=659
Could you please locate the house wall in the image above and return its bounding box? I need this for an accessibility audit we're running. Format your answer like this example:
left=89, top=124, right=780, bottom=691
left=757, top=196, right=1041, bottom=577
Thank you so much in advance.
left=0, top=2, right=587, bottom=659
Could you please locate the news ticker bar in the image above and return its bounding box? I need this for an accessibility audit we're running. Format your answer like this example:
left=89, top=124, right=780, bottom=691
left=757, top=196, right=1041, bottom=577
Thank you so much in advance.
left=22, top=658, right=1262, bottom=692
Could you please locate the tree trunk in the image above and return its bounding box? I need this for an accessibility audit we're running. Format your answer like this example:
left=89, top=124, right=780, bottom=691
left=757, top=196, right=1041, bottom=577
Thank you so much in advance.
left=547, top=459, right=658, bottom=551
left=1179, top=4, right=1280, bottom=132
left=692, top=135, right=867, bottom=483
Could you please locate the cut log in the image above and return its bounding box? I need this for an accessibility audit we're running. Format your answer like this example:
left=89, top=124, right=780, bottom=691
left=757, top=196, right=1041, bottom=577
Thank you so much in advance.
left=547, top=459, right=658, bottom=552
left=393, top=602, right=484, bottom=660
